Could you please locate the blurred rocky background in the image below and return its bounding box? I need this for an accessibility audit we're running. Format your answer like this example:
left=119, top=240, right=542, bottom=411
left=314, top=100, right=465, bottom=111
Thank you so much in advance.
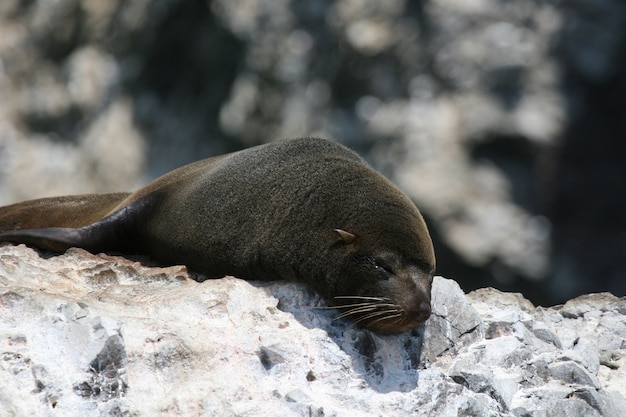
left=0, top=0, right=624, bottom=306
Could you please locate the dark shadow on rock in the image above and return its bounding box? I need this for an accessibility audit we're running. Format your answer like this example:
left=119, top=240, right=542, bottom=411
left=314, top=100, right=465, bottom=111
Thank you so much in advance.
left=254, top=281, right=427, bottom=394
left=73, top=335, right=128, bottom=401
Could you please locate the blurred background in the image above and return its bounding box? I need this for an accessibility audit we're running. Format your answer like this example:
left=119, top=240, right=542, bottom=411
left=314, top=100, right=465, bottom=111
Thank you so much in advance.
left=0, top=0, right=624, bottom=306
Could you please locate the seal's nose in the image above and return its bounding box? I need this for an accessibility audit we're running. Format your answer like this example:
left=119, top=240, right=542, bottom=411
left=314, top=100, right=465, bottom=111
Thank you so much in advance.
left=407, top=300, right=431, bottom=324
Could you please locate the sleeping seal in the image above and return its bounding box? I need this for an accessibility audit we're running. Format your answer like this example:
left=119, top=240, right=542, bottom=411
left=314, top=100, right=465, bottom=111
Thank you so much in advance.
left=0, top=138, right=435, bottom=334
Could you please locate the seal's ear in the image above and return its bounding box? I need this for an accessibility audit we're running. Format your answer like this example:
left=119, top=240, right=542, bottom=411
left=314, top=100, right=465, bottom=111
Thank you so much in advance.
left=333, top=229, right=355, bottom=244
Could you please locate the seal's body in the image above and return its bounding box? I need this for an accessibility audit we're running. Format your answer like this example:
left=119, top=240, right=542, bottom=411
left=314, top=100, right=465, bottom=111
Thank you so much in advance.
left=0, top=138, right=435, bottom=333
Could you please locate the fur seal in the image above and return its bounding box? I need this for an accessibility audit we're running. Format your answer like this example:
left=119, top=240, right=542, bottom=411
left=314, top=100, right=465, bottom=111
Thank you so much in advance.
left=0, top=138, right=435, bottom=334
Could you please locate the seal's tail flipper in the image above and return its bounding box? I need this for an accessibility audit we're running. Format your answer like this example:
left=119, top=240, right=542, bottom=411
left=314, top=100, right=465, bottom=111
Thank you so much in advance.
left=0, top=192, right=134, bottom=253
left=0, top=193, right=131, bottom=232
left=0, top=226, right=102, bottom=253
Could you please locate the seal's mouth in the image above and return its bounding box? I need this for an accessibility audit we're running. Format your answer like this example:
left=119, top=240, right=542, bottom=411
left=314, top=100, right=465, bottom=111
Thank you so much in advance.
left=332, top=296, right=431, bottom=334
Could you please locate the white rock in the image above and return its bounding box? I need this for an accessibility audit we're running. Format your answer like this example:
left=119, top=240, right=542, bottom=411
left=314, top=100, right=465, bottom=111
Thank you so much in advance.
left=1, top=244, right=625, bottom=416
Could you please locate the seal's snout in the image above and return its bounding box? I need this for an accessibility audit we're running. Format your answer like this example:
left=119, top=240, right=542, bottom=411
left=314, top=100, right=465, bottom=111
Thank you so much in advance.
left=407, top=300, right=431, bottom=324
left=400, top=275, right=432, bottom=328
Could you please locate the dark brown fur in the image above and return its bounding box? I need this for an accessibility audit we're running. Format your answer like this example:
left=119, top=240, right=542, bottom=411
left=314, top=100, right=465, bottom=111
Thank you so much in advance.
left=0, top=138, right=435, bottom=333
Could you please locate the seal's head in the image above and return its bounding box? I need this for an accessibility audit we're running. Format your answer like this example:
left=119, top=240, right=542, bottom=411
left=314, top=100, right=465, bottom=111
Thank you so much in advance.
left=319, top=184, right=436, bottom=334
left=328, top=227, right=435, bottom=334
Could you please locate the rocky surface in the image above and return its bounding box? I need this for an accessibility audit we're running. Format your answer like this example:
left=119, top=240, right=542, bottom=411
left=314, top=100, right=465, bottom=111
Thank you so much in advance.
left=1, top=243, right=624, bottom=416
left=0, top=0, right=625, bottom=306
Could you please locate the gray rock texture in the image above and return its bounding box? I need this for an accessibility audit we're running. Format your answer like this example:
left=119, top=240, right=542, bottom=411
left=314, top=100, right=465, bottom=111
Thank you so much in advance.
left=1, top=243, right=624, bottom=416
left=0, top=0, right=625, bottom=306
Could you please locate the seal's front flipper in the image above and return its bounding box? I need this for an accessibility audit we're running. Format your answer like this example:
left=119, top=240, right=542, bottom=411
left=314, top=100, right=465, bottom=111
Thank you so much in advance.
left=0, top=198, right=146, bottom=254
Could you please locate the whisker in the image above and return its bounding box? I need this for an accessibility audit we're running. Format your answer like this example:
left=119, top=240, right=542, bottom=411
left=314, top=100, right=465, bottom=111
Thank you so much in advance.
left=367, top=313, right=404, bottom=327
left=332, top=302, right=385, bottom=309
left=367, top=303, right=399, bottom=309
left=352, top=309, right=401, bottom=324
left=335, top=305, right=378, bottom=320
left=310, top=302, right=400, bottom=316
left=306, top=303, right=396, bottom=310
left=336, top=302, right=399, bottom=309
left=334, top=296, right=390, bottom=302
left=306, top=302, right=373, bottom=310
left=352, top=311, right=387, bottom=324
left=306, top=296, right=412, bottom=331
left=306, top=301, right=395, bottom=311
left=365, top=308, right=402, bottom=320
